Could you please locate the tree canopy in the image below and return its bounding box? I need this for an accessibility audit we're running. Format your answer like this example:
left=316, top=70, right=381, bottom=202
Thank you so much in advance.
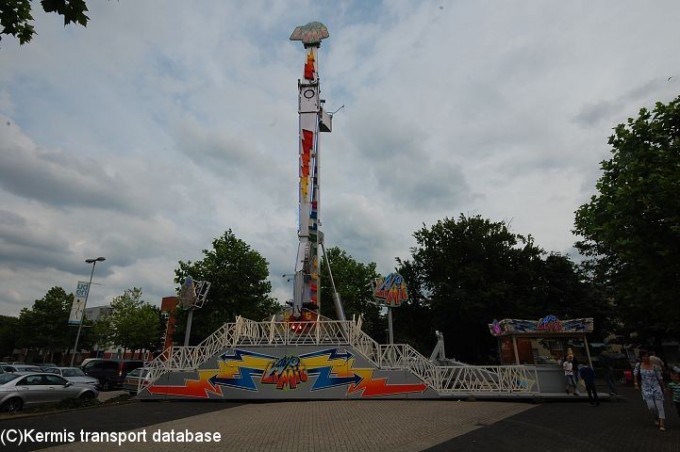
left=574, top=95, right=680, bottom=344
left=319, top=246, right=383, bottom=340
left=0, top=0, right=89, bottom=45
left=16, top=286, right=74, bottom=362
left=109, top=287, right=160, bottom=357
left=173, top=229, right=279, bottom=344
left=396, top=214, right=607, bottom=363
left=0, top=315, right=19, bottom=358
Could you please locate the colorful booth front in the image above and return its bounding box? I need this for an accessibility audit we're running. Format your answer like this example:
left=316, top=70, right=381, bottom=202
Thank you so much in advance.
left=489, top=316, right=595, bottom=394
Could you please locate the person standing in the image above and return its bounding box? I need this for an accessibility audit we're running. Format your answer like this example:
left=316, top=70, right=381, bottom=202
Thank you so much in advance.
left=571, top=353, right=580, bottom=384
left=667, top=366, right=680, bottom=420
left=600, top=351, right=618, bottom=395
left=634, top=350, right=667, bottom=431
left=563, top=355, right=579, bottom=396
left=578, top=364, right=600, bottom=406
left=649, top=351, right=665, bottom=371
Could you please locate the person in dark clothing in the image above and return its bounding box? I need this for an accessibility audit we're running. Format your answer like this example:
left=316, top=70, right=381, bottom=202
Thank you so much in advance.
left=579, top=364, right=600, bottom=406
left=572, top=355, right=580, bottom=383
left=600, top=352, right=618, bottom=395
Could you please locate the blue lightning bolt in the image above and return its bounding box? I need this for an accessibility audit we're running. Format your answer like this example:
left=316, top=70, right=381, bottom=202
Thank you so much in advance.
left=210, top=368, right=264, bottom=391
left=308, top=366, right=363, bottom=391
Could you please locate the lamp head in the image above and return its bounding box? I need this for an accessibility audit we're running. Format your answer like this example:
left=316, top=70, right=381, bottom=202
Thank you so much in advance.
left=85, top=257, right=106, bottom=263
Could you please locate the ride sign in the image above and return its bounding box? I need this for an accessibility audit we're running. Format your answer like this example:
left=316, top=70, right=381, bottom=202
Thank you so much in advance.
left=372, top=273, right=408, bottom=307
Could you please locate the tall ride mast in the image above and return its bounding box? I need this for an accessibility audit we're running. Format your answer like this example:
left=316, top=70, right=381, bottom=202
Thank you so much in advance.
left=289, top=22, right=333, bottom=320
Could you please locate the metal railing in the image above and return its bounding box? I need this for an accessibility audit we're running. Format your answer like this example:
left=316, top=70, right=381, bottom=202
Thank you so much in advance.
left=139, top=316, right=538, bottom=395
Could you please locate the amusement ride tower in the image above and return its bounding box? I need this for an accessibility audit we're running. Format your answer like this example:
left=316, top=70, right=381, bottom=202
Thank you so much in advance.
left=288, top=22, right=337, bottom=322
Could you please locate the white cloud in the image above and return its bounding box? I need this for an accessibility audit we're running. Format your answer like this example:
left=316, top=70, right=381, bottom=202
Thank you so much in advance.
left=1, top=0, right=679, bottom=316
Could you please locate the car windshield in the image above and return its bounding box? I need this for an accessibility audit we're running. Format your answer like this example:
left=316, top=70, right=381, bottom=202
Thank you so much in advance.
left=62, top=368, right=85, bottom=377
left=0, top=374, right=20, bottom=384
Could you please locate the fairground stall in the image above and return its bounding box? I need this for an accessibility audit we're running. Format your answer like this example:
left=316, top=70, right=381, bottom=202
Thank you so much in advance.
left=489, top=316, right=595, bottom=393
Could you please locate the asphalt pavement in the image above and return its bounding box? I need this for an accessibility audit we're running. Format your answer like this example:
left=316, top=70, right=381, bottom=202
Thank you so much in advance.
left=427, top=385, right=680, bottom=452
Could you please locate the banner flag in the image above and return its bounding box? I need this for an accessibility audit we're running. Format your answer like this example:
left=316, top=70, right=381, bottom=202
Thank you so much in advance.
left=68, top=280, right=90, bottom=325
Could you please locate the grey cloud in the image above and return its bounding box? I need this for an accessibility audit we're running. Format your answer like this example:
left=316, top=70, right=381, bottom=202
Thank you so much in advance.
left=574, top=78, right=677, bottom=129
left=345, top=103, right=473, bottom=211
left=0, top=121, right=146, bottom=214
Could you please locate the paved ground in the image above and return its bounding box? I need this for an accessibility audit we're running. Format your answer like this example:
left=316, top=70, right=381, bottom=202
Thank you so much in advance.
left=2, top=383, right=678, bottom=451
left=97, top=390, right=126, bottom=403
left=427, top=385, right=680, bottom=452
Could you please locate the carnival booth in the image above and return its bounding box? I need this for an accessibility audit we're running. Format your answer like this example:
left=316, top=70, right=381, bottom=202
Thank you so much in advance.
left=489, top=316, right=595, bottom=394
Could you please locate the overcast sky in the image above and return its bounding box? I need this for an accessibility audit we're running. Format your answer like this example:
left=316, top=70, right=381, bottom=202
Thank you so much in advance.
left=1, top=1, right=679, bottom=318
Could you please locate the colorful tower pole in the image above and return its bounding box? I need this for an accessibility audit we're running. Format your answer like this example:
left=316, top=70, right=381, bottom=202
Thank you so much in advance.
left=290, top=22, right=332, bottom=320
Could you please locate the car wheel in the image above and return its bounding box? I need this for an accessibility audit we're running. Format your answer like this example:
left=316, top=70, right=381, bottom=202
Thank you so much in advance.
left=1, top=397, right=23, bottom=413
left=79, top=391, right=96, bottom=401
left=102, top=380, right=112, bottom=391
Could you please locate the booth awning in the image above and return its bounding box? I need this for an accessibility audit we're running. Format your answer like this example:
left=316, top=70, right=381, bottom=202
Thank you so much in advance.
left=489, top=316, right=594, bottom=338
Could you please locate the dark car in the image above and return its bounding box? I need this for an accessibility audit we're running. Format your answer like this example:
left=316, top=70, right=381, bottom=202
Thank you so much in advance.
left=0, top=372, right=98, bottom=413
left=82, top=359, right=145, bottom=390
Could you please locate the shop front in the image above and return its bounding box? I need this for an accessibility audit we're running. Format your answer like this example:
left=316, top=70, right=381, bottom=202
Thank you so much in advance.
left=489, top=316, right=595, bottom=394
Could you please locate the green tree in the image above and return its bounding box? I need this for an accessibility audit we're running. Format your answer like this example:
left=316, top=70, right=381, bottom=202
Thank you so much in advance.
left=173, top=229, right=279, bottom=344
left=109, top=288, right=160, bottom=358
left=319, top=247, right=383, bottom=340
left=17, top=286, right=74, bottom=363
left=0, top=0, right=89, bottom=45
left=390, top=258, right=434, bottom=354
left=84, top=317, right=114, bottom=357
left=397, top=214, right=606, bottom=363
left=0, top=315, right=19, bottom=359
left=574, top=96, right=680, bottom=344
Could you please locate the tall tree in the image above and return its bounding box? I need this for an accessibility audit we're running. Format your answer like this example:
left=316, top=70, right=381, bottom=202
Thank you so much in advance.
left=109, top=288, right=160, bottom=358
left=0, top=0, right=89, bottom=45
left=397, top=214, right=606, bottom=363
left=574, top=96, right=680, bottom=344
left=17, top=286, right=74, bottom=363
left=173, top=229, right=279, bottom=344
left=391, top=258, right=434, bottom=354
left=319, top=247, right=383, bottom=340
left=0, top=315, right=19, bottom=359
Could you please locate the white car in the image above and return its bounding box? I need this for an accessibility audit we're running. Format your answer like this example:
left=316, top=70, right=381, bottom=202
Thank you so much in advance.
left=44, top=367, right=101, bottom=389
left=0, top=372, right=99, bottom=413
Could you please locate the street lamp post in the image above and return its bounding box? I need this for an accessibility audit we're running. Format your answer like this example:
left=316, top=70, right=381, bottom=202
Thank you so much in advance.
left=70, top=257, right=105, bottom=367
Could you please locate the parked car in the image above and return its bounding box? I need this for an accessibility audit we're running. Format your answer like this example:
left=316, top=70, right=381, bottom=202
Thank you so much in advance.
left=122, top=368, right=150, bottom=395
left=2, top=364, right=44, bottom=373
left=0, top=372, right=99, bottom=413
left=82, top=359, right=145, bottom=390
left=79, top=358, right=102, bottom=368
left=44, top=367, right=101, bottom=389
